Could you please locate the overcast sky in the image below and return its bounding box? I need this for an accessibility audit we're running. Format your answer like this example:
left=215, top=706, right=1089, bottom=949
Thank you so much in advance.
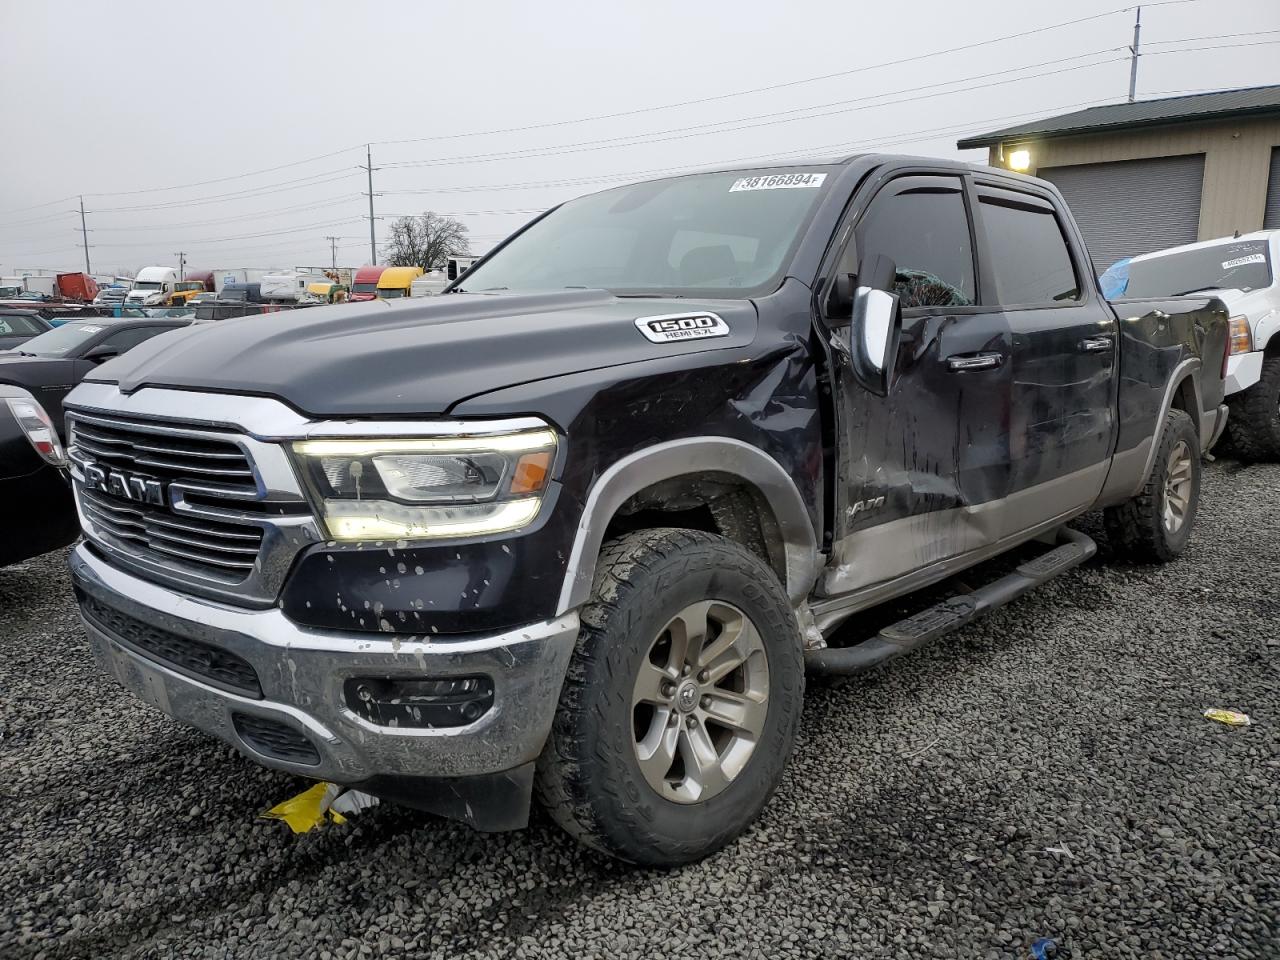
left=1, top=0, right=1276, bottom=276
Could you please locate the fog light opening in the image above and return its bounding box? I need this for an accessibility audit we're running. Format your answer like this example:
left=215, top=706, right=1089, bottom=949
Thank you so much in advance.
left=344, top=675, right=495, bottom=728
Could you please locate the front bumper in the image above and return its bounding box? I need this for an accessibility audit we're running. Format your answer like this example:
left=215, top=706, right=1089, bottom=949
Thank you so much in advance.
left=69, top=544, right=579, bottom=787
left=1225, top=351, right=1263, bottom=396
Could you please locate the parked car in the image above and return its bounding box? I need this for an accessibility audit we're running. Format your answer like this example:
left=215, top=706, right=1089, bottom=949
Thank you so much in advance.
left=63, top=155, right=1228, bottom=866
left=0, top=383, right=79, bottom=567
left=0, top=316, right=192, bottom=437
left=0, top=309, right=52, bottom=350
left=1107, top=230, right=1280, bottom=460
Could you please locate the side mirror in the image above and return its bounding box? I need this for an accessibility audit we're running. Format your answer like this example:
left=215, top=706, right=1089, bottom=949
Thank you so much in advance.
left=84, top=344, right=120, bottom=363
left=848, top=254, right=903, bottom=397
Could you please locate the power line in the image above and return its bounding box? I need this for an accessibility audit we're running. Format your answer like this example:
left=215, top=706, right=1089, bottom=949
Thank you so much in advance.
left=87, top=218, right=366, bottom=248
left=382, top=54, right=1129, bottom=170
left=0, top=0, right=1226, bottom=217
left=83, top=146, right=366, bottom=199
left=90, top=170, right=362, bottom=213
left=370, top=2, right=1197, bottom=149
left=378, top=97, right=1122, bottom=200
left=90, top=195, right=362, bottom=231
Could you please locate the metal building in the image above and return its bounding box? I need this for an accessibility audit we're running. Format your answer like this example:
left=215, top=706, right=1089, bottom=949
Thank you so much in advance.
left=958, top=85, right=1280, bottom=271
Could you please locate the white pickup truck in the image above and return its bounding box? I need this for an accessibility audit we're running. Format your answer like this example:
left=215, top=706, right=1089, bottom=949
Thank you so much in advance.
left=1117, top=231, right=1279, bottom=459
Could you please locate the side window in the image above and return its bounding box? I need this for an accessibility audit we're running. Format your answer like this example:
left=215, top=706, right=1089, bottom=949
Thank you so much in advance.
left=100, top=325, right=178, bottom=353
left=978, top=197, right=1080, bottom=304
left=0, top=314, right=42, bottom=335
left=849, top=178, right=975, bottom=309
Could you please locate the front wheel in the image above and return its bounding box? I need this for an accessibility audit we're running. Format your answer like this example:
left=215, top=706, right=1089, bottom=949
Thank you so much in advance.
left=1104, top=408, right=1201, bottom=563
left=1225, top=353, right=1280, bottom=462
left=536, top=528, right=803, bottom=866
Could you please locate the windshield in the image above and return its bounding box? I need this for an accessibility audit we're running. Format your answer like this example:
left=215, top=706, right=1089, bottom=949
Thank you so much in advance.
left=352, top=282, right=379, bottom=293
left=133, top=281, right=164, bottom=291
left=376, top=287, right=406, bottom=298
left=457, top=168, right=835, bottom=297
left=1122, top=239, right=1273, bottom=298
left=19, top=321, right=106, bottom=356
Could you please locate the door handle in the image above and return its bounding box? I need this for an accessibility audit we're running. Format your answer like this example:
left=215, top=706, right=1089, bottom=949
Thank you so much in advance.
left=946, top=352, right=1004, bottom=372
left=1079, top=335, right=1113, bottom=353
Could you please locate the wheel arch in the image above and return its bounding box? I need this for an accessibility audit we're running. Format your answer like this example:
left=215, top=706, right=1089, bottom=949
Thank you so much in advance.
left=555, top=438, right=820, bottom=614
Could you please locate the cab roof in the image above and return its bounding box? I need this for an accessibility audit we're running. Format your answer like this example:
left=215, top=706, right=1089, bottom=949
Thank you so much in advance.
left=376, top=266, right=425, bottom=287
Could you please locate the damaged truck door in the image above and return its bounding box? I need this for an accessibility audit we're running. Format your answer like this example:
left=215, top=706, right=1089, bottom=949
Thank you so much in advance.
left=64, top=155, right=1229, bottom=868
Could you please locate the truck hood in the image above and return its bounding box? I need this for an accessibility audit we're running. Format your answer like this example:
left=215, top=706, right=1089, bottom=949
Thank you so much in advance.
left=92, top=290, right=759, bottom=417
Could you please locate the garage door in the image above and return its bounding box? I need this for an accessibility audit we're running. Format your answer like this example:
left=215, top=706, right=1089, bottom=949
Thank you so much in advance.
left=1264, top=147, right=1280, bottom=230
left=1039, top=154, right=1205, bottom=272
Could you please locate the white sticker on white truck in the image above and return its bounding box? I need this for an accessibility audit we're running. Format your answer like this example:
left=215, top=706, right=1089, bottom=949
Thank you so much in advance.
left=729, top=173, right=827, bottom=192
left=1222, top=253, right=1266, bottom=270
left=634, top=313, right=730, bottom=344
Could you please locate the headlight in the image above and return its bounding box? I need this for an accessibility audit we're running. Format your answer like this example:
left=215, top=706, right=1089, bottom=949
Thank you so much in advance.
left=292, top=428, right=556, bottom=541
left=1228, top=315, right=1253, bottom=355
left=5, top=396, right=66, bottom=467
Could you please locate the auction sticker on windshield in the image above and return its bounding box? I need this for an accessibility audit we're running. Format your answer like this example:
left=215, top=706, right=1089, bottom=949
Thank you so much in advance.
left=730, top=173, right=826, bottom=192
left=635, top=313, right=730, bottom=344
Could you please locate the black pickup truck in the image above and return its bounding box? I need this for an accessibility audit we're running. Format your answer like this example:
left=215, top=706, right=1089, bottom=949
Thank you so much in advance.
left=64, top=155, right=1228, bottom=866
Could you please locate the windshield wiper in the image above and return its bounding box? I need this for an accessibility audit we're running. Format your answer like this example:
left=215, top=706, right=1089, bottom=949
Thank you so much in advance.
left=1171, top=285, right=1223, bottom=296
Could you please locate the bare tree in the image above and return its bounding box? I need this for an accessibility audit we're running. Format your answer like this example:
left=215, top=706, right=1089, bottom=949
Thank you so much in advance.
left=382, top=212, right=469, bottom=271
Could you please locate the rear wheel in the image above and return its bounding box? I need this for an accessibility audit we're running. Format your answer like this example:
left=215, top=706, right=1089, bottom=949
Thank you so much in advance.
left=1104, top=408, right=1201, bottom=563
left=536, top=528, right=803, bottom=866
left=1225, top=353, right=1280, bottom=462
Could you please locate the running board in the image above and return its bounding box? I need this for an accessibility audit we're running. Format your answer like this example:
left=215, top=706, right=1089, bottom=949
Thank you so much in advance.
left=804, top=527, right=1097, bottom=676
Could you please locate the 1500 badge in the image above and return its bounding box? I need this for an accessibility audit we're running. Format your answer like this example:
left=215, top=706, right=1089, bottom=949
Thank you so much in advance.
left=634, top=313, right=730, bottom=344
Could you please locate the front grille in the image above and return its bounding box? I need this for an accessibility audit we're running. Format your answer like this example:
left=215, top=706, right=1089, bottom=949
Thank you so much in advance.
left=79, top=589, right=262, bottom=698
left=69, top=412, right=256, bottom=494
left=233, top=713, right=320, bottom=765
left=81, top=487, right=263, bottom=581
left=69, top=411, right=267, bottom=585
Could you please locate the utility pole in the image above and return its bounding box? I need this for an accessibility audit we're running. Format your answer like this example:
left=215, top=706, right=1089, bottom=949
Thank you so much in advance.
left=78, top=196, right=91, bottom=274
left=1128, top=6, right=1142, bottom=102
left=173, top=251, right=186, bottom=281
left=363, top=145, right=377, bottom=264
left=324, top=235, right=340, bottom=270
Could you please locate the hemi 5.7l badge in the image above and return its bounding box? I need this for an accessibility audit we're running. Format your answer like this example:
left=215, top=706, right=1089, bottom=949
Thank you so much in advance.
left=634, top=312, right=730, bottom=344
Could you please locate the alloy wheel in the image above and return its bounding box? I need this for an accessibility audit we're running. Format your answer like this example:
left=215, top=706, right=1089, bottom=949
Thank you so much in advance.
left=1163, top=439, right=1194, bottom=533
left=630, top=600, right=769, bottom=804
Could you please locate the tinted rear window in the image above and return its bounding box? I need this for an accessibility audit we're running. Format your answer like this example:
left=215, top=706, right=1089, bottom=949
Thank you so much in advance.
left=979, top=198, right=1080, bottom=304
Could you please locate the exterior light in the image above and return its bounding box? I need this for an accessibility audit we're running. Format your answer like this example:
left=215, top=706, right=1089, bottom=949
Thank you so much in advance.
left=1008, top=149, right=1032, bottom=172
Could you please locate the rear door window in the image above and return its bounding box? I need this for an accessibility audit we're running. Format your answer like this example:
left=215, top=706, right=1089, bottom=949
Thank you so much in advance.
left=978, top=194, right=1081, bottom=304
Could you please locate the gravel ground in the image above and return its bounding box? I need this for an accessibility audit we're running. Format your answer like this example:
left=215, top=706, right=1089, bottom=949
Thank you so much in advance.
left=1, top=457, right=1276, bottom=960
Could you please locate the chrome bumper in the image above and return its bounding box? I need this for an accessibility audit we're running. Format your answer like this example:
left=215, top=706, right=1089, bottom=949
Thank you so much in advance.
left=69, top=544, right=579, bottom=784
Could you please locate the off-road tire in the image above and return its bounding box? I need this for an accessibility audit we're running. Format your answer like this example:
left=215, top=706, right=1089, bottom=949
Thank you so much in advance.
left=1104, top=408, right=1200, bottom=563
left=535, top=528, right=803, bottom=866
left=1225, top=353, right=1280, bottom=462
